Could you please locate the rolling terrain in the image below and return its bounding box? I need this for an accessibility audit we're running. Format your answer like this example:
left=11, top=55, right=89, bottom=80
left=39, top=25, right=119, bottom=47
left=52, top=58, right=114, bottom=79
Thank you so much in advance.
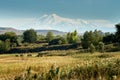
left=0, top=27, right=66, bottom=35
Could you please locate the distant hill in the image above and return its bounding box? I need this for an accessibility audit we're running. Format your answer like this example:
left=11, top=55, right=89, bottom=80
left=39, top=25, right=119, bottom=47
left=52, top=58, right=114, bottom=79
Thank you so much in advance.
left=35, top=30, right=66, bottom=35
left=0, top=27, right=23, bottom=35
left=0, top=27, right=66, bottom=35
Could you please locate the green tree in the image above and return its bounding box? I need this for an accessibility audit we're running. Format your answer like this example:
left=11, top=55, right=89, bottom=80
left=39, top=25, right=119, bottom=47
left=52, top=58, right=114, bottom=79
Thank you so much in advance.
left=103, top=33, right=116, bottom=44
left=89, top=44, right=95, bottom=53
left=98, top=42, right=105, bottom=53
left=46, top=31, right=54, bottom=42
left=115, top=23, right=120, bottom=43
left=0, top=39, right=11, bottom=53
left=23, top=29, right=37, bottom=43
left=93, top=30, right=103, bottom=46
left=37, top=34, right=46, bottom=41
left=0, top=32, right=18, bottom=47
left=82, top=30, right=103, bottom=49
left=5, top=32, right=17, bottom=42
left=67, top=30, right=78, bottom=44
left=49, top=37, right=67, bottom=45
left=82, top=31, right=93, bottom=49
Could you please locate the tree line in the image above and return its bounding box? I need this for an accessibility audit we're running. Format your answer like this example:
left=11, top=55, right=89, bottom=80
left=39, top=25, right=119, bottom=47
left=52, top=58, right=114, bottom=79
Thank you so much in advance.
left=0, top=23, right=120, bottom=53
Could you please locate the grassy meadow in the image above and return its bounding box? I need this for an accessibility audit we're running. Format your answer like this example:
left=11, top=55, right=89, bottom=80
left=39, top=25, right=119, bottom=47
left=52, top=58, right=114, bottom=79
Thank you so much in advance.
left=0, top=1, right=120, bottom=79
left=0, top=50, right=120, bottom=80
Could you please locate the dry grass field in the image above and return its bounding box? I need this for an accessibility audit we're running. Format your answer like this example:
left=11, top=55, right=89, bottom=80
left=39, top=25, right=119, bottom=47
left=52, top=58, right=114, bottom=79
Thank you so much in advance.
left=0, top=51, right=120, bottom=80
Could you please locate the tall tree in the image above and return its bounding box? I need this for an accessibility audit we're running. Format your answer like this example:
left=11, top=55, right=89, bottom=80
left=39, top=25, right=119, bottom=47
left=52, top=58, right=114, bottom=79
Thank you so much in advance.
left=46, top=31, right=54, bottom=42
left=23, top=29, right=37, bottom=43
left=82, top=31, right=93, bottom=49
left=115, top=23, right=120, bottom=43
left=67, top=30, right=78, bottom=44
left=82, top=30, right=103, bottom=49
left=89, top=43, right=95, bottom=54
left=103, top=33, right=116, bottom=44
left=0, top=39, right=11, bottom=53
left=0, top=32, right=18, bottom=47
left=98, top=42, right=105, bottom=53
left=93, top=30, right=103, bottom=46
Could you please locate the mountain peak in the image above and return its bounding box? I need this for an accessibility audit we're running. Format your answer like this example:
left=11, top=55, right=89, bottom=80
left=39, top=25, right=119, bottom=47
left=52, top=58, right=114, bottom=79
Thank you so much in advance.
left=51, top=13, right=58, bottom=17
left=50, top=13, right=61, bottom=20
left=21, top=13, right=114, bottom=32
left=35, top=13, right=91, bottom=30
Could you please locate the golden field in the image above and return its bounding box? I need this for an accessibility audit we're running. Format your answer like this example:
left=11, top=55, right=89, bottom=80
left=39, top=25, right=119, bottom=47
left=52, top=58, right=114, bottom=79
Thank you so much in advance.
left=0, top=50, right=120, bottom=80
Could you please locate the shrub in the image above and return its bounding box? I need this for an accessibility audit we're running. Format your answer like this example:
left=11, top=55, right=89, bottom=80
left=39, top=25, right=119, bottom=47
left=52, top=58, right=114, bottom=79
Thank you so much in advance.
left=20, top=54, right=24, bottom=57
left=24, top=43, right=29, bottom=46
left=47, top=53, right=67, bottom=56
left=15, top=54, right=19, bottom=57
left=36, top=52, right=48, bottom=57
left=0, top=39, right=11, bottom=53
left=106, top=46, right=120, bottom=52
left=0, top=32, right=18, bottom=47
left=104, top=44, right=114, bottom=51
left=23, top=29, right=37, bottom=43
left=77, top=49, right=89, bottom=53
left=98, top=42, right=105, bottom=53
left=27, top=54, right=32, bottom=57
left=89, top=44, right=95, bottom=53
left=14, top=65, right=60, bottom=80
left=11, top=43, right=17, bottom=47
left=49, top=37, right=67, bottom=45
left=97, top=54, right=112, bottom=58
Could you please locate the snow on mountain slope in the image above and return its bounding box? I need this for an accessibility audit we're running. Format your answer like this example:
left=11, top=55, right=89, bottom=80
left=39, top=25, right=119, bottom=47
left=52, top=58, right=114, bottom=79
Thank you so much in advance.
left=23, top=14, right=114, bottom=32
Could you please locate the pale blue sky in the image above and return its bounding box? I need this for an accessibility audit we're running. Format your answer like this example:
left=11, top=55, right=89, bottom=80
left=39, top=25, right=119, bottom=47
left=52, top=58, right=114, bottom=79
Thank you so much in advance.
left=0, top=0, right=119, bottom=32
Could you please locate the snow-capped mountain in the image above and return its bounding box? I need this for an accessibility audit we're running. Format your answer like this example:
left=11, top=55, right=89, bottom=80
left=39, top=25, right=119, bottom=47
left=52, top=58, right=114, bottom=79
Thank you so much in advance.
left=22, top=14, right=114, bottom=33
left=0, top=14, right=114, bottom=35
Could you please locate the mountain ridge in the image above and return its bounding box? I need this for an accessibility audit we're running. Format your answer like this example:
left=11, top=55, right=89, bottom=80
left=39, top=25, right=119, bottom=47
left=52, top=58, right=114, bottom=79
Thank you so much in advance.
left=22, top=13, right=113, bottom=32
left=0, top=14, right=114, bottom=34
left=0, top=27, right=66, bottom=35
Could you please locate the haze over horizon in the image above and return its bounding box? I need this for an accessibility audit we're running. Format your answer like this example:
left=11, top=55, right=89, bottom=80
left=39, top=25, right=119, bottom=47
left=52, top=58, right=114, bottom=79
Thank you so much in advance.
left=0, top=0, right=119, bottom=33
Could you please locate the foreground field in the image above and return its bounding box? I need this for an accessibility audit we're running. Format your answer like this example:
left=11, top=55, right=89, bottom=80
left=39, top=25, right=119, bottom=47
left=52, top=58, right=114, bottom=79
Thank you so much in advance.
left=0, top=51, right=120, bottom=80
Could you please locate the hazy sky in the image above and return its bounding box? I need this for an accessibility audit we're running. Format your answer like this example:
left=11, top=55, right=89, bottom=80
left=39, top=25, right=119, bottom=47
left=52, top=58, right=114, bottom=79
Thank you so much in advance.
left=0, top=0, right=119, bottom=32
